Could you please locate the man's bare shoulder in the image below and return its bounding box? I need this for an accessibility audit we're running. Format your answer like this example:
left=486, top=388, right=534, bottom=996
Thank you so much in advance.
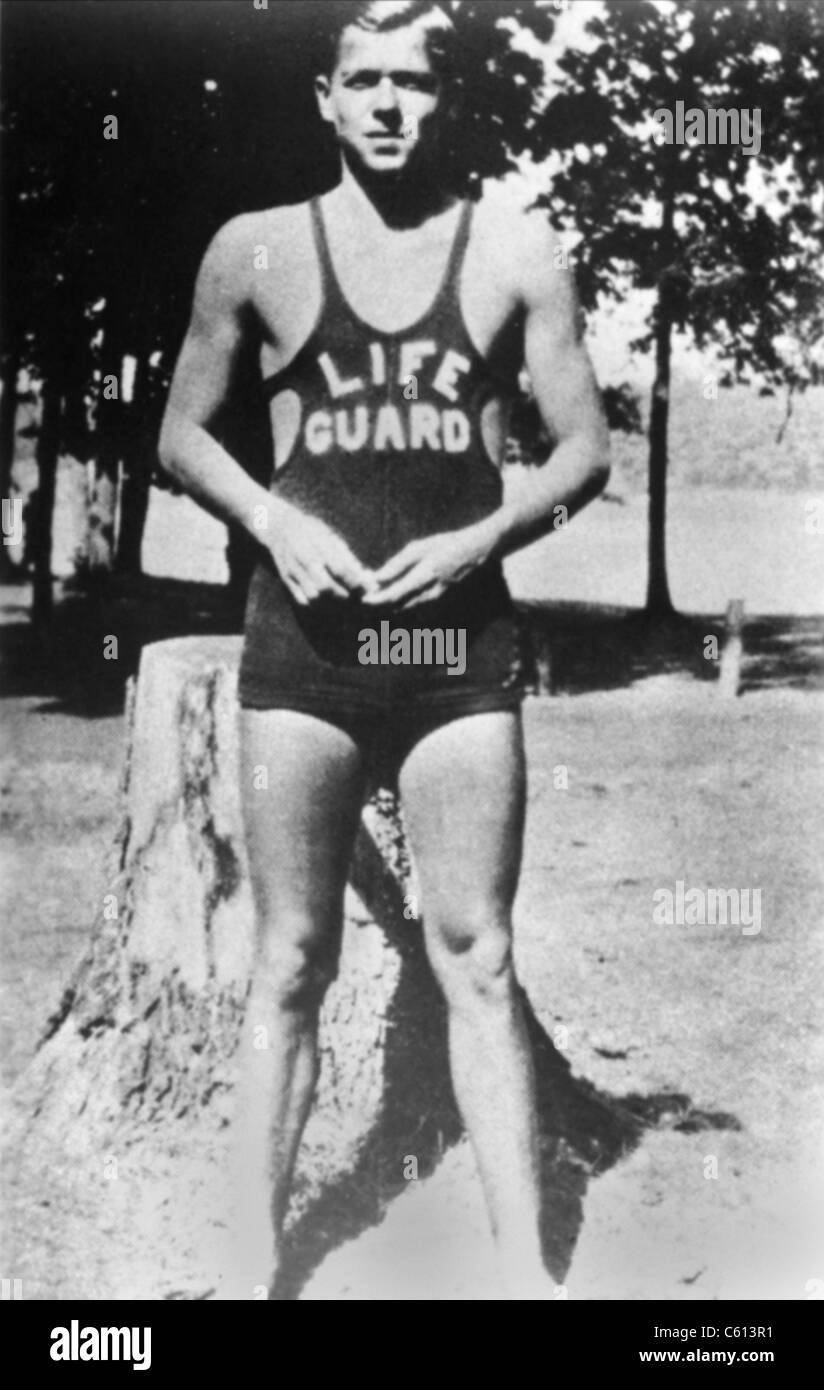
left=198, top=202, right=313, bottom=301
left=473, top=179, right=565, bottom=300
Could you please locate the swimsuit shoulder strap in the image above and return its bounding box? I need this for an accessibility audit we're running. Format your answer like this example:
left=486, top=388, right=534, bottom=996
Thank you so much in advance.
left=440, top=198, right=474, bottom=309
left=309, top=196, right=333, bottom=280
left=309, top=196, right=353, bottom=321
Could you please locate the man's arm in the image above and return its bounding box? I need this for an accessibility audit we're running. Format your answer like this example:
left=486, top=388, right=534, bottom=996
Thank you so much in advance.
left=479, top=212, right=610, bottom=556
left=159, top=216, right=372, bottom=604
left=158, top=217, right=275, bottom=538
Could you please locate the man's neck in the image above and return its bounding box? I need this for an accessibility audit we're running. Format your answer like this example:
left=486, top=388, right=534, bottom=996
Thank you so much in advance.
left=333, top=156, right=456, bottom=231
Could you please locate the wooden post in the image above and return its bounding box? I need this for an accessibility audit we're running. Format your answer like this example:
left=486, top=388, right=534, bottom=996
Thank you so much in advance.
left=718, top=599, right=745, bottom=698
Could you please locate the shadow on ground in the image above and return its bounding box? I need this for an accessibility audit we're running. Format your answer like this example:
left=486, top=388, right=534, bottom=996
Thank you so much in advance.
left=521, top=602, right=824, bottom=696
left=737, top=614, right=824, bottom=693
left=0, top=577, right=242, bottom=716
left=273, top=821, right=741, bottom=1301
left=2, top=578, right=822, bottom=718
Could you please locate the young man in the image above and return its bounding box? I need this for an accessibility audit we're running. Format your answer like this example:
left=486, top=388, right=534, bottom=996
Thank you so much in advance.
left=159, top=0, right=609, bottom=1300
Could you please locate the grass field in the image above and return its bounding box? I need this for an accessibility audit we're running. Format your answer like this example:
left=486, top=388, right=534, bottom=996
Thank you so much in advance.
left=606, top=375, right=824, bottom=496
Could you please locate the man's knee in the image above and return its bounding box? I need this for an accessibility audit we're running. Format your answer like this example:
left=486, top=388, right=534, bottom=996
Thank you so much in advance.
left=254, top=920, right=337, bottom=1009
left=427, top=910, right=515, bottom=1002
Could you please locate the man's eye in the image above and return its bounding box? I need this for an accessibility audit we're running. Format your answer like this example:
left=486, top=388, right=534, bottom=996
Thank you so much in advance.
left=401, top=76, right=437, bottom=93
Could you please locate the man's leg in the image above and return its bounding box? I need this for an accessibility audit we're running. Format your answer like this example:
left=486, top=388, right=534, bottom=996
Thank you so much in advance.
left=399, top=709, right=552, bottom=1298
left=225, top=709, right=366, bottom=1297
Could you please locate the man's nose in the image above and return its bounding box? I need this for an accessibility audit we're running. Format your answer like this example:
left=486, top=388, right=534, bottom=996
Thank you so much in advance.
left=373, top=76, right=401, bottom=115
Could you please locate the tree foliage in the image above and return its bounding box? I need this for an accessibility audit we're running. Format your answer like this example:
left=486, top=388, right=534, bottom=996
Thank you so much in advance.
left=539, top=0, right=824, bottom=611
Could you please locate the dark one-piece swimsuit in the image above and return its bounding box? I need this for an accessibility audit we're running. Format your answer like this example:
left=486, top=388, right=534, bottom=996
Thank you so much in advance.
left=238, top=195, right=527, bottom=780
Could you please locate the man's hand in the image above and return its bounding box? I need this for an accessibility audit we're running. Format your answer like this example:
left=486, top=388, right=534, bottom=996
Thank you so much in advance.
left=362, top=524, right=494, bottom=610
left=267, top=504, right=375, bottom=606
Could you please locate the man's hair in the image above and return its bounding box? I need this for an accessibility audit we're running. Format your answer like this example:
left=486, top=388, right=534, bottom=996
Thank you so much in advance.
left=317, top=1, right=458, bottom=79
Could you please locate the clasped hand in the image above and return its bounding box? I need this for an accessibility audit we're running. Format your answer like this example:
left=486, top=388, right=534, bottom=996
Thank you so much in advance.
left=268, top=505, right=492, bottom=609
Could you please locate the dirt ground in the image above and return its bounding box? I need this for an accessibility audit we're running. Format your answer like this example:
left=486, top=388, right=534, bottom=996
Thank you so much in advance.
left=2, top=668, right=823, bottom=1300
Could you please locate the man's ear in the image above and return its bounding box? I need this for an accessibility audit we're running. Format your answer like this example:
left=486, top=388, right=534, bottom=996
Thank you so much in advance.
left=315, top=75, right=334, bottom=124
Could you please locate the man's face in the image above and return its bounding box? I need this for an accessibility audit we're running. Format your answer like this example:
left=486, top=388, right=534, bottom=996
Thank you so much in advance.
left=316, top=24, right=444, bottom=176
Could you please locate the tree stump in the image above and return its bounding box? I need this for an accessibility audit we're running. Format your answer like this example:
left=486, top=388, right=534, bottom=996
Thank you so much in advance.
left=5, top=637, right=457, bottom=1298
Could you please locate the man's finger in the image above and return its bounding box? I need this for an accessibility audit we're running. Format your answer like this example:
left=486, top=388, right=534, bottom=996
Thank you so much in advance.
left=319, top=572, right=351, bottom=599
left=292, top=561, right=321, bottom=604
left=362, top=565, right=428, bottom=608
left=284, top=574, right=309, bottom=606
left=307, top=561, right=349, bottom=599
left=399, top=585, right=443, bottom=610
left=326, top=545, right=375, bottom=594
left=371, top=544, right=422, bottom=587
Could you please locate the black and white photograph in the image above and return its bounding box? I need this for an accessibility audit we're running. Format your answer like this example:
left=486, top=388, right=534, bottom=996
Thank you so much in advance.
left=1, top=0, right=823, bottom=1329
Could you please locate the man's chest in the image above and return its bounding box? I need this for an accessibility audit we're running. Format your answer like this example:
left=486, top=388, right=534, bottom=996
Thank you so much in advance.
left=253, top=213, right=521, bottom=378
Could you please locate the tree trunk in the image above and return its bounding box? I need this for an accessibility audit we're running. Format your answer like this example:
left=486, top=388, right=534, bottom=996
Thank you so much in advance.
left=0, top=344, right=21, bottom=581
left=645, top=191, right=676, bottom=619
left=30, top=376, right=62, bottom=623
left=114, top=355, right=152, bottom=575
left=84, top=297, right=124, bottom=575
left=115, top=459, right=151, bottom=576
left=85, top=438, right=120, bottom=575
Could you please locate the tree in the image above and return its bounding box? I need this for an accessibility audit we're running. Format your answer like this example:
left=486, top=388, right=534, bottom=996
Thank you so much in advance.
left=543, top=0, right=824, bottom=617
